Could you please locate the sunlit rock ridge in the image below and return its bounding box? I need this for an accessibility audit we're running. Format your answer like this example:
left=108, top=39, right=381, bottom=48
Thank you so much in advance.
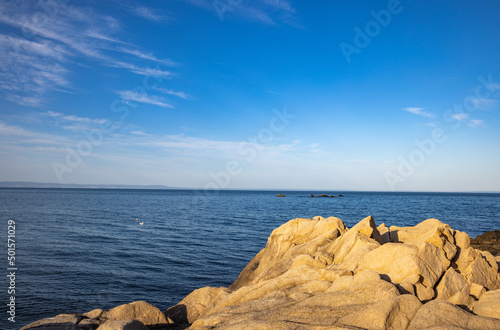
left=23, top=216, right=500, bottom=330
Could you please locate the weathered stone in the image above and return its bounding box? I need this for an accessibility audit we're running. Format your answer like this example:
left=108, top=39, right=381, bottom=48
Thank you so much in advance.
left=164, top=286, right=230, bottom=325
left=470, top=283, right=486, bottom=300
left=191, top=270, right=405, bottom=329
left=208, top=266, right=344, bottom=317
left=454, top=246, right=500, bottom=290
left=83, top=308, right=103, bottom=319
left=323, top=215, right=382, bottom=271
left=327, top=230, right=380, bottom=271
left=471, top=289, right=500, bottom=320
left=357, top=242, right=443, bottom=301
left=407, top=300, right=500, bottom=329
left=230, top=216, right=347, bottom=289
left=337, top=294, right=422, bottom=330
left=20, top=314, right=82, bottom=330
left=414, top=282, right=435, bottom=302
left=77, top=318, right=102, bottom=329
left=454, top=230, right=471, bottom=251
left=377, top=223, right=391, bottom=243
left=390, top=218, right=457, bottom=261
left=104, top=301, right=167, bottom=326
left=435, top=268, right=472, bottom=305
left=97, top=319, right=148, bottom=330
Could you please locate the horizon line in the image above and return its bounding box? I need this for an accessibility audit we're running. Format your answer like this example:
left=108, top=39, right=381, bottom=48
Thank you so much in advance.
left=0, top=181, right=499, bottom=194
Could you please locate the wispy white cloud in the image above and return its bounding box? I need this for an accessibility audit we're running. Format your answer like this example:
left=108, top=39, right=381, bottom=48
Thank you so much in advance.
left=32, top=111, right=108, bottom=132
left=450, top=113, right=469, bottom=121
left=81, top=31, right=130, bottom=45
left=111, top=61, right=174, bottom=78
left=45, top=111, right=107, bottom=127
left=449, top=113, right=486, bottom=128
left=0, top=121, right=69, bottom=146
left=155, top=87, right=191, bottom=99
left=0, top=121, right=37, bottom=137
left=113, top=133, right=300, bottom=166
left=468, top=119, right=484, bottom=127
left=5, top=96, right=45, bottom=107
left=0, top=2, right=179, bottom=106
left=183, top=0, right=299, bottom=26
left=402, top=107, right=434, bottom=118
left=131, top=130, right=153, bottom=136
left=0, top=34, right=70, bottom=106
left=117, top=47, right=178, bottom=66
left=131, top=6, right=170, bottom=22
left=118, top=90, right=174, bottom=108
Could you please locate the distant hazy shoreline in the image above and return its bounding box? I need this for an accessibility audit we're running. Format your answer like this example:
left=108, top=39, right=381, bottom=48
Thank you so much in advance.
left=0, top=182, right=499, bottom=193
left=0, top=181, right=174, bottom=189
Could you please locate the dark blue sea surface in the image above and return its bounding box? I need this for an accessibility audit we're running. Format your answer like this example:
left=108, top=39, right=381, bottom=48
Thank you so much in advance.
left=1, top=188, right=499, bottom=329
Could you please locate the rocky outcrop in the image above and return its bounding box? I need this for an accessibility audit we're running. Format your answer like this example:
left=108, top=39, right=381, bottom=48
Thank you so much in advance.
left=21, top=301, right=170, bottom=330
left=471, top=289, right=500, bottom=319
left=471, top=230, right=500, bottom=256
left=20, top=314, right=83, bottom=330
left=96, top=320, right=148, bottom=330
left=22, top=216, right=500, bottom=330
left=104, top=301, right=168, bottom=326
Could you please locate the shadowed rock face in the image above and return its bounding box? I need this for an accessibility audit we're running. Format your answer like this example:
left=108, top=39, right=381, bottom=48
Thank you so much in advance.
left=22, top=216, right=500, bottom=330
left=471, top=230, right=500, bottom=256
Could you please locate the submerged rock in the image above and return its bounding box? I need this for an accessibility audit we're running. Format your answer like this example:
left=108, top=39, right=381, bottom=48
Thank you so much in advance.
left=22, top=216, right=500, bottom=330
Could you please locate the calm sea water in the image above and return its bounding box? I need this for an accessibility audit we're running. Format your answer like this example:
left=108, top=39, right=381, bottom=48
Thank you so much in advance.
left=1, top=188, right=499, bottom=329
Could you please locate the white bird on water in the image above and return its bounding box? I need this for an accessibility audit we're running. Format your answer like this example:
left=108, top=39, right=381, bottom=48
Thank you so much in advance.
left=139, top=222, right=144, bottom=226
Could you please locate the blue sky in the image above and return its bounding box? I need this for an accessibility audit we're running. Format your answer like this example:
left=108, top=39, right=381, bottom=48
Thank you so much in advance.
left=0, top=0, right=499, bottom=191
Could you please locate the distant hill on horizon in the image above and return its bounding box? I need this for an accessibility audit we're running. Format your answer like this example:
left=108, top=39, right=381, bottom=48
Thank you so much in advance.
left=0, top=181, right=175, bottom=189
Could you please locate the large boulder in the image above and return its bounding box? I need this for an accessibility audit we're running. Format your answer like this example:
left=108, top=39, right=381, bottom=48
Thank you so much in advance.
left=435, top=268, right=472, bottom=305
left=407, top=300, right=500, bottom=329
left=324, top=215, right=382, bottom=270
left=471, top=289, right=500, bottom=320
left=229, top=216, right=347, bottom=290
left=103, top=301, right=168, bottom=326
left=20, top=314, right=82, bottom=330
left=164, top=286, right=231, bottom=325
left=97, top=319, right=148, bottom=330
left=357, top=242, right=448, bottom=301
left=454, top=246, right=500, bottom=290
left=388, top=218, right=458, bottom=261
left=21, top=301, right=169, bottom=330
